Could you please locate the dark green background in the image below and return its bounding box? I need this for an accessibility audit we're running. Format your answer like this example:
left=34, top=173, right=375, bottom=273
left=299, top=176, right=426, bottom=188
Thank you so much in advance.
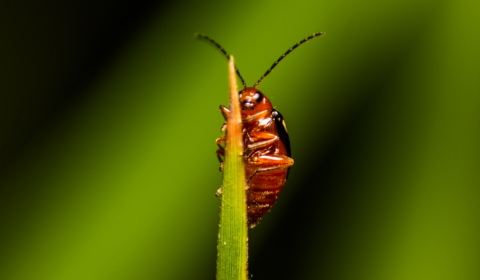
left=1, top=0, right=479, bottom=279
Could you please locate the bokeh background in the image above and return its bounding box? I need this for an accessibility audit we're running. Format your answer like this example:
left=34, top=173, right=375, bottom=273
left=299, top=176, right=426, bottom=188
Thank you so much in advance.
left=1, top=0, right=479, bottom=279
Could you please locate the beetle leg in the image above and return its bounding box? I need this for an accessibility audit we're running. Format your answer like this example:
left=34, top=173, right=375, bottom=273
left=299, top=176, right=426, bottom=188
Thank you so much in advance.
left=243, top=109, right=271, bottom=124
left=220, top=107, right=270, bottom=129
left=219, top=106, right=230, bottom=131
left=247, top=132, right=278, bottom=149
left=215, top=187, right=222, bottom=197
left=244, top=131, right=278, bottom=158
left=220, top=105, right=230, bottom=120
left=247, top=154, right=294, bottom=185
left=216, top=149, right=225, bottom=169
left=216, top=136, right=226, bottom=171
left=216, top=135, right=226, bottom=150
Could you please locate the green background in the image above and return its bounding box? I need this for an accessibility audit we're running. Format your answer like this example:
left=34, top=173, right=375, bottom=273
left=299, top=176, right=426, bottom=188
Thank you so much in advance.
left=1, top=0, right=479, bottom=279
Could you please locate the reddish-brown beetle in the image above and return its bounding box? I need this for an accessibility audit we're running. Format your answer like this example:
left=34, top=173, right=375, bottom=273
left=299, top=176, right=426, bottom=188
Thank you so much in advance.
left=198, top=33, right=323, bottom=227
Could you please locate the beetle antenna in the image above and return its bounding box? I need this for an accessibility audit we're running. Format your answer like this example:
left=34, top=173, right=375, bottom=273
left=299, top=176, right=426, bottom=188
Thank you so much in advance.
left=196, top=33, right=247, bottom=88
left=254, top=32, right=324, bottom=88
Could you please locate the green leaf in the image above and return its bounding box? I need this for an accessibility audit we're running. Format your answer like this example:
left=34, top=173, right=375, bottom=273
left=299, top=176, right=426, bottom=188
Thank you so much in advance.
left=216, top=56, right=248, bottom=280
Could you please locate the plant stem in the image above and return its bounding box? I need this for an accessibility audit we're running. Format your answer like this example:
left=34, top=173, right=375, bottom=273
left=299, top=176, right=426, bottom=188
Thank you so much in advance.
left=216, top=56, right=248, bottom=280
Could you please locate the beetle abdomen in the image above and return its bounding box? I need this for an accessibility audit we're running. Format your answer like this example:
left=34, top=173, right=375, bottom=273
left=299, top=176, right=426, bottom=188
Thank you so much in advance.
left=246, top=169, right=287, bottom=227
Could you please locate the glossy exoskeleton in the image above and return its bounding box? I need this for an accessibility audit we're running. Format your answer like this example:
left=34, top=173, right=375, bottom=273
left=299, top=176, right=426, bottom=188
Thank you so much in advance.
left=198, top=33, right=323, bottom=227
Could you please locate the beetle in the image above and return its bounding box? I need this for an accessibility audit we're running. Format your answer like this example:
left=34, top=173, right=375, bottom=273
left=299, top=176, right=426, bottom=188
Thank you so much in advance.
left=198, top=33, right=323, bottom=227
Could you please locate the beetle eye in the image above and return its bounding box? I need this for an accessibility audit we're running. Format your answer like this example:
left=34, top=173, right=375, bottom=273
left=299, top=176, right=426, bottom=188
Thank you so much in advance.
left=253, top=92, right=263, bottom=103
left=238, top=91, right=243, bottom=98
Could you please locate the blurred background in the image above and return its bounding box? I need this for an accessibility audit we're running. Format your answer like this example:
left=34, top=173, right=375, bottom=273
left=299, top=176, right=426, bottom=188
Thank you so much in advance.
left=1, top=0, right=479, bottom=279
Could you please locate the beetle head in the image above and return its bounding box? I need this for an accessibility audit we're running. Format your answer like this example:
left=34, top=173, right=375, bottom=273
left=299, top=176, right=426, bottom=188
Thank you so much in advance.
left=239, top=87, right=272, bottom=115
